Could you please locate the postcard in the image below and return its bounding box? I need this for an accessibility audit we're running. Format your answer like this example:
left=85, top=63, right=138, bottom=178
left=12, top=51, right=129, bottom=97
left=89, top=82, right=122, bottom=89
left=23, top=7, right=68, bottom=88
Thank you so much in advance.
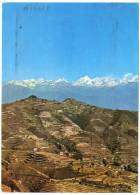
left=2, top=2, right=138, bottom=192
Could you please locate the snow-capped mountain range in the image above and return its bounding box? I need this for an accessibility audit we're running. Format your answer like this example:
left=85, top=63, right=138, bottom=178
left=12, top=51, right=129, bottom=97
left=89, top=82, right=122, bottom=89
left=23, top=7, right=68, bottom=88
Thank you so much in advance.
left=3, top=73, right=138, bottom=111
left=6, top=73, right=138, bottom=88
left=7, top=78, right=69, bottom=89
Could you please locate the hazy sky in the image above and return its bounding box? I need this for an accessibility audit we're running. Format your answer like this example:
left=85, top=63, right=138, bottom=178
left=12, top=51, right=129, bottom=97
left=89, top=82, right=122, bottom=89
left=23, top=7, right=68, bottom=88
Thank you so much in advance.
left=2, top=3, right=139, bottom=81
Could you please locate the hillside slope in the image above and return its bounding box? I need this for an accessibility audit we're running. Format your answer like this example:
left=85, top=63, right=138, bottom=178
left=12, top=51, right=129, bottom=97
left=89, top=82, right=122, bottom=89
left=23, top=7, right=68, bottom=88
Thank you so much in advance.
left=2, top=96, right=138, bottom=192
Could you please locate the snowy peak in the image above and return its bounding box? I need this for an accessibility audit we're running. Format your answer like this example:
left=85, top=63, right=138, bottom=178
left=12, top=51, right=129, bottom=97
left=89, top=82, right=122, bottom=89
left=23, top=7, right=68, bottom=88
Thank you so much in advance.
left=7, top=78, right=70, bottom=89
left=8, top=79, right=47, bottom=88
left=7, top=73, right=138, bottom=89
left=74, top=73, right=138, bottom=87
left=73, top=76, right=93, bottom=87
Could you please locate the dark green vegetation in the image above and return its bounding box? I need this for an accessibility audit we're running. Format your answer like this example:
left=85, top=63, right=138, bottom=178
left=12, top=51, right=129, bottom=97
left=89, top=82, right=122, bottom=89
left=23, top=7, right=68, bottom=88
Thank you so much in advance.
left=2, top=96, right=138, bottom=192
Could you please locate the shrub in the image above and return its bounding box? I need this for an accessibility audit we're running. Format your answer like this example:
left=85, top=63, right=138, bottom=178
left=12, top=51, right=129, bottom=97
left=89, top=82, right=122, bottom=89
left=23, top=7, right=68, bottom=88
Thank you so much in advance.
left=60, top=138, right=83, bottom=160
left=72, top=151, right=83, bottom=160
left=61, top=138, right=76, bottom=153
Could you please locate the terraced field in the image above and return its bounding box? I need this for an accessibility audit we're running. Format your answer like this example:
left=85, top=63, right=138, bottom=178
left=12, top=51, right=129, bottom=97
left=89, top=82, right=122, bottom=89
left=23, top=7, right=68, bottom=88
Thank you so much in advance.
left=2, top=96, right=138, bottom=192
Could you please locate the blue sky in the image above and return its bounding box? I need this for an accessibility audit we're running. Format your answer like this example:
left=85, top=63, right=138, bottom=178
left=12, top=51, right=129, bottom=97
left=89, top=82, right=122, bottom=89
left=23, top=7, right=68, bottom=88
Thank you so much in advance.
left=2, top=3, right=139, bottom=81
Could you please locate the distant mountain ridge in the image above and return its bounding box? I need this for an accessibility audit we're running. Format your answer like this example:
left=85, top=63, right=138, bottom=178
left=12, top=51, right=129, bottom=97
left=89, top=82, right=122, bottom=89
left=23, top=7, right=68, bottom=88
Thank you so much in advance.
left=5, top=73, right=138, bottom=88
left=2, top=74, right=138, bottom=111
